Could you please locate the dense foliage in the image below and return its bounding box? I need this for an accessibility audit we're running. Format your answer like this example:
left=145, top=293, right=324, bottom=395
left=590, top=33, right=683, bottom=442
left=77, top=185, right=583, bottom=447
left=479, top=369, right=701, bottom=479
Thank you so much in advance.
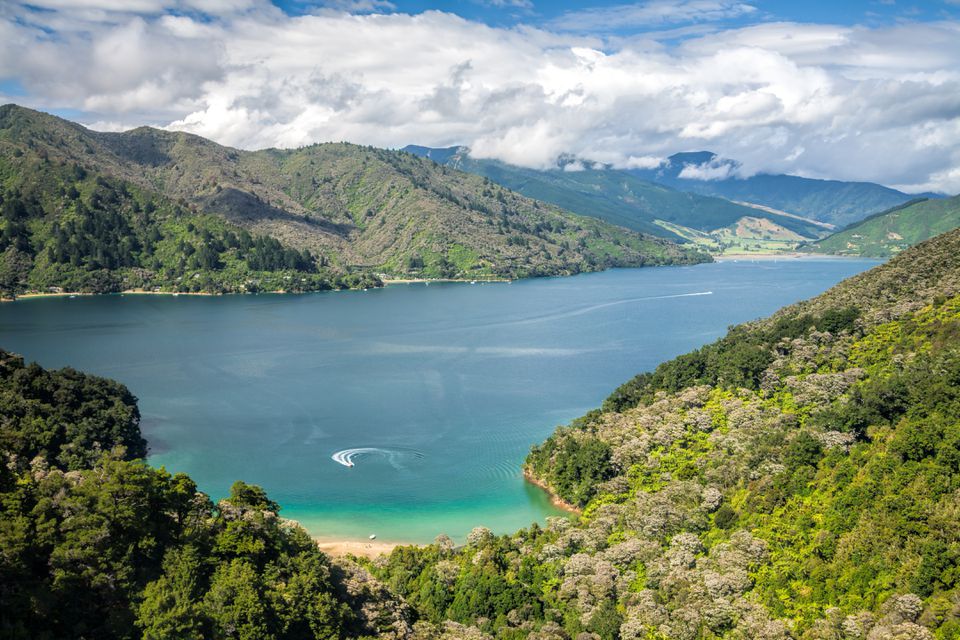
left=0, top=350, right=145, bottom=472
left=368, top=229, right=960, bottom=640
left=0, top=350, right=410, bottom=639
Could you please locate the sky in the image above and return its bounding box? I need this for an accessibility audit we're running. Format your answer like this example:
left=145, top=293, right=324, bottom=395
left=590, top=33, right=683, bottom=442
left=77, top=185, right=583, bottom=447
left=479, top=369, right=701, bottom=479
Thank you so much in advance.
left=2, top=1, right=960, bottom=193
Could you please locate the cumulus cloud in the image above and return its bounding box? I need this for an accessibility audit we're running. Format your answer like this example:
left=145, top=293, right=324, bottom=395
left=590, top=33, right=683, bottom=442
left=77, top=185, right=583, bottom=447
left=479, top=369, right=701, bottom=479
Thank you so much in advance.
left=1, top=2, right=959, bottom=193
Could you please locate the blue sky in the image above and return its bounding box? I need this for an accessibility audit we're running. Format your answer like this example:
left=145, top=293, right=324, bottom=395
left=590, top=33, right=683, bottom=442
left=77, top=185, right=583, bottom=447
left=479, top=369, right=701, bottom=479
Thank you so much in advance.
left=273, top=0, right=960, bottom=31
left=2, top=0, right=960, bottom=192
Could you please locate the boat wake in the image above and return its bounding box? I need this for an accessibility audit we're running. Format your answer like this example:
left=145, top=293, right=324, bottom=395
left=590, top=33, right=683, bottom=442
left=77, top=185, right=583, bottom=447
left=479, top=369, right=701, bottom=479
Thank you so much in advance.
left=331, top=447, right=425, bottom=469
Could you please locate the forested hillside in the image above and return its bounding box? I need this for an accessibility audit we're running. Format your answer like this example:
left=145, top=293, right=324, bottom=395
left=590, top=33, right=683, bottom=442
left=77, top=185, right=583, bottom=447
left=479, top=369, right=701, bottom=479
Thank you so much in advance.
left=0, top=154, right=378, bottom=296
left=0, top=105, right=706, bottom=297
left=0, top=349, right=412, bottom=639
left=372, top=229, right=960, bottom=639
left=804, top=195, right=960, bottom=257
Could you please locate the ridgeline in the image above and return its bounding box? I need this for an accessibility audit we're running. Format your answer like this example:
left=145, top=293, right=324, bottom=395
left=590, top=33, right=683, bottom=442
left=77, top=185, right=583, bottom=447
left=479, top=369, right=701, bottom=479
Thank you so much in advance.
left=0, top=105, right=707, bottom=298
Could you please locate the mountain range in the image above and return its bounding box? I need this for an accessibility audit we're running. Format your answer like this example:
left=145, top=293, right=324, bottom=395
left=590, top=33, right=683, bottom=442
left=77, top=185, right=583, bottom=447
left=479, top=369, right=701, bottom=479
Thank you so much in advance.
left=0, top=105, right=705, bottom=297
left=404, top=145, right=831, bottom=251
left=627, top=150, right=941, bottom=228
left=405, top=146, right=943, bottom=251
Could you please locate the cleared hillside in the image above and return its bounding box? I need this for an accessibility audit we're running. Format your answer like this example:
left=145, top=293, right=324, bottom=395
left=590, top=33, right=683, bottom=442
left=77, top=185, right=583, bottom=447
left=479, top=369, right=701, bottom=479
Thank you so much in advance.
left=804, top=195, right=960, bottom=257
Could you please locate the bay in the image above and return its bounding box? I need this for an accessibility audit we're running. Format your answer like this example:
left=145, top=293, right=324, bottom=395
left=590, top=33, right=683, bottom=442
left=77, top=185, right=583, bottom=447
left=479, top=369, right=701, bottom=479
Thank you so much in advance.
left=0, top=258, right=878, bottom=543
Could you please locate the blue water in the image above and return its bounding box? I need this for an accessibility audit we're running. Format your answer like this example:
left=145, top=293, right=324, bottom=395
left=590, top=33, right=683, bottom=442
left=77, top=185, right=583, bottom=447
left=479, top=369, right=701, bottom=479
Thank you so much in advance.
left=0, top=259, right=877, bottom=542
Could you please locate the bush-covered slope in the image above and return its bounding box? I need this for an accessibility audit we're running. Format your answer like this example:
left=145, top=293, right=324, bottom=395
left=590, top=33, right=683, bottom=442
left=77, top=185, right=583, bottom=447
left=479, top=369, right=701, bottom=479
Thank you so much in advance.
left=804, top=195, right=960, bottom=258
left=0, top=104, right=706, bottom=297
left=373, top=229, right=960, bottom=640
left=0, top=350, right=412, bottom=639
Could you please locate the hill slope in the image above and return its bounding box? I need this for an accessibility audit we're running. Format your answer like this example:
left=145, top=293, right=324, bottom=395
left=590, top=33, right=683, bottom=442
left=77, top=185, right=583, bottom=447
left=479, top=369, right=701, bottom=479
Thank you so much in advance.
left=0, top=105, right=705, bottom=297
left=373, top=228, right=960, bottom=639
left=632, top=151, right=939, bottom=228
left=804, top=195, right=960, bottom=257
left=403, top=145, right=827, bottom=243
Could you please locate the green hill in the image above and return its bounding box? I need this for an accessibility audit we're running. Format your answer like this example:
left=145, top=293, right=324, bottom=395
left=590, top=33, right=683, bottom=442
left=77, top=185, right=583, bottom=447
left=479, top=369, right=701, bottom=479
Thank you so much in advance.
left=0, top=105, right=706, bottom=297
left=804, top=194, right=960, bottom=257
left=403, top=146, right=828, bottom=244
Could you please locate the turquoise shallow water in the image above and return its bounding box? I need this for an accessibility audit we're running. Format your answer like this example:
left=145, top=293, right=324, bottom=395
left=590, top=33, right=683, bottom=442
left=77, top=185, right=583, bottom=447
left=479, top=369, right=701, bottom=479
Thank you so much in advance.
left=0, top=259, right=877, bottom=543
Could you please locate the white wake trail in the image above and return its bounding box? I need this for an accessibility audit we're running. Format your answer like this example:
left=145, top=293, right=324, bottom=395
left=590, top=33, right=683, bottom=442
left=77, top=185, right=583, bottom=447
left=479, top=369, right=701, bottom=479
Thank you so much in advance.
left=331, top=447, right=425, bottom=468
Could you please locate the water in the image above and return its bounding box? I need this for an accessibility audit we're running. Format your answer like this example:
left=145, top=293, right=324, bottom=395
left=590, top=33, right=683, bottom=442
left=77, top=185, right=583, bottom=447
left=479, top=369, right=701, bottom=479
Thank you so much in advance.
left=0, top=259, right=877, bottom=543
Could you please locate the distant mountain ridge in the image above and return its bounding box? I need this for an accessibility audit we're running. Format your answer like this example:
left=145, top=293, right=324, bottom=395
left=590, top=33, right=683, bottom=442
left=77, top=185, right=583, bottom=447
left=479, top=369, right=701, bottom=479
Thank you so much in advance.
left=402, top=145, right=827, bottom=245
left=803, top=194, right=960, bottom=257
left=407, top=145, right=937, bottom=234
left=630, top=150, right=939, bottom=228
left=0, top=105, right=707, bottom=296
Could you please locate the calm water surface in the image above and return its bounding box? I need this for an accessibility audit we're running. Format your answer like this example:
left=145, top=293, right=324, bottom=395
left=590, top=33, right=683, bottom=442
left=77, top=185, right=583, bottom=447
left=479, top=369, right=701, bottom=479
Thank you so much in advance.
left=0, top=259, right=877, bottom=542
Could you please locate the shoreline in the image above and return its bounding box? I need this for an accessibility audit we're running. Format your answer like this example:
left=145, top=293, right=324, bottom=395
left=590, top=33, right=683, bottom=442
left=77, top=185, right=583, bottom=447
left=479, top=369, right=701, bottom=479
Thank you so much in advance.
left=2, top=280, right=510, bottom=301
left=2, top=288, right=346, bottom=302
left=712, top=252, right=866, bottom=261
left=523, top=467, right=583, bottom=514
left=314, top=538, right=410, bottom=559
left=5, top=289, right=229, bottom=302
left=382, top=277, right=510, bottom=285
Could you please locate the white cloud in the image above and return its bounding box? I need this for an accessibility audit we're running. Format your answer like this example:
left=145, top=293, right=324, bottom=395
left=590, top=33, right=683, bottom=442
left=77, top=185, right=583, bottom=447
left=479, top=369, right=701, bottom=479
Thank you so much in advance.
left=678, top=159, right=736, bottom=180
left=1, top=3, right=959, bottom=193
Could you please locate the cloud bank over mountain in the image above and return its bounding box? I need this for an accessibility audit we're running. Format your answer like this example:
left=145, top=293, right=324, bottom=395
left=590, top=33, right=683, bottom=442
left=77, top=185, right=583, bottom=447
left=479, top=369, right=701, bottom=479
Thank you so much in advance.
left=2, top=0, right=959, bottom=193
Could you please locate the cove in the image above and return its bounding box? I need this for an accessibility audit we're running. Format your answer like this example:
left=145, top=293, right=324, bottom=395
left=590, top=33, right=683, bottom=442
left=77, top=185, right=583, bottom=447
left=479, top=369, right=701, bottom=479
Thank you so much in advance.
left=0, top=258, right=878, bottom=543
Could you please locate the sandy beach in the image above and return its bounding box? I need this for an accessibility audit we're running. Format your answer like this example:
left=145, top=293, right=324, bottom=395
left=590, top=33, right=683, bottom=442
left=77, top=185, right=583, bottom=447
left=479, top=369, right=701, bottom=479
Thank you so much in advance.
left=315, top=538, right=407, bottom=559
left=523, top=468, right=582, bottom=514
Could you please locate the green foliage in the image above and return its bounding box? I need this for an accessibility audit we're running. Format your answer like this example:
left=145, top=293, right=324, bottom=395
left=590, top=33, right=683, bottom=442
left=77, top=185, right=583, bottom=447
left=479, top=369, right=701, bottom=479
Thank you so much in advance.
left=0, top=157, right=378, bottom=297
left=527, top=435, right=615, bottom=507
left=0, top=349, right=363, bottom=639
left=602, top=306, right=861, bottom=413
left=0, top=350, right=145, bottom=473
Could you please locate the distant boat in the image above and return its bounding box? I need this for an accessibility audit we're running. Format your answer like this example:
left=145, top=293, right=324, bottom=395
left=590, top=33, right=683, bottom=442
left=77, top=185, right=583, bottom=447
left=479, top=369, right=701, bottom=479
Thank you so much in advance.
left=369, top=534, right=376, bottom=540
